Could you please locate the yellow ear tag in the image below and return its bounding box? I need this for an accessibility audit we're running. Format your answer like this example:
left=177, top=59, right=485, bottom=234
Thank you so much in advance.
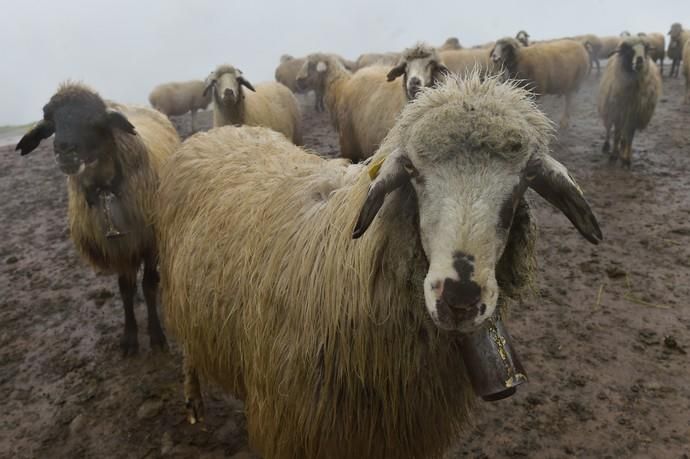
left=368, top=157, right=386, bottom=180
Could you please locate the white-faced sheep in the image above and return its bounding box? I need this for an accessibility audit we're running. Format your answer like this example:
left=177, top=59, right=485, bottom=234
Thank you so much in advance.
left=516, top=30, right=530, bottom=47
left=667, top=23, right=690, bottom=78
left=598, top=36, right=661, bottom=168
left=490, top=37, right=590, bottom=129
left=157, top=74, right=602, bottom=459
left=684, top=38, right=690, bottom=103
left=439, top=37, right=462, bottom=51
left=205, top=64, right=302, bottom=144
left=637, top=32, right=665, bottom=73
left=296, top=44, right=448, bottom=161
left=440, top=48, right=496, bottom=77
left=148, top=80, right=210, bottom=133
left=16, top=82, right=180, bottom=355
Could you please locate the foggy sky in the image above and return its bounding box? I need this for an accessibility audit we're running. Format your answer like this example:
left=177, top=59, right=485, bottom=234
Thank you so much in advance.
left=2, top=0, right=688, bottom=125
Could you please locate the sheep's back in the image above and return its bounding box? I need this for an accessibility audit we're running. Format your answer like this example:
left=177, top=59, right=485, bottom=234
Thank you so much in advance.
left=149, top=81, right=209, bottom=116
left=245, top=82, right=302, bottom=143
left=275, top=57, right=306, bottom=93
left=518, top=40, right=589, bottom=95
left=440, top=49, right=494, bottom=76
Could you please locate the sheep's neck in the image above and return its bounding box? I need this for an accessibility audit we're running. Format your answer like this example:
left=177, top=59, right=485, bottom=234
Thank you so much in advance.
left=323, top=66, right=351, bottom=122
left=222, top=94, right=246, bottom=126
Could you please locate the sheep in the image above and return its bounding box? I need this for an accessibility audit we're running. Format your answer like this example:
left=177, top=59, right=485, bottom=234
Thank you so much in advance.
left=440, top=48, right=496, bottom=77
left=620, top=31, right=632, bottom=37
left=148, top=80, right=211, bottom=133
left=684, top=38, right=690, bottom=103
left=296, top=44, right=448, bottom=161
left=354, top=51, right=401, bottom=70
left=598, top=36, right=661, bottom=168
left=157, top=73, right=603, bottom=459
left=637, top=32, right=665, bottom=73
left=205, top=64, right=302, bottom=144
left=599, top=36, right=622, bottom=60
left=275, top=54, right=355, bottom=112
left=439, top=37, right=462, bottom=51
left=516, top=30, right=530, bottom=47
left=667, top=23, right=690, bottom=78
left=570, top=34, right=604, bottom=74
left=15, top=82, right=180, bottom=356
left=490, top=37, right=590, bottom=129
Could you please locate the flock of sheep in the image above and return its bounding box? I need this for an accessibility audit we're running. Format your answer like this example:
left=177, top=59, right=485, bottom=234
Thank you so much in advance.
left=13, top=21, right=689, bottom=459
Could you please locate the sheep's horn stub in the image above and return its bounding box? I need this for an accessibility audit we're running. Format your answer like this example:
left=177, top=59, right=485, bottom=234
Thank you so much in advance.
left=526, top=154, right=603, bottom=244
left=237, top=76, right=256, bottom=92
left=16, top=119, right=55, bottom=156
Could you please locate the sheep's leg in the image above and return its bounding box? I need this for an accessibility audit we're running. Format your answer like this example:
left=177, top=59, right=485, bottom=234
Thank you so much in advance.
left=559, top=93, right=572, bottom=129
left=118, top=272, right=139, bottom=356
left=621, top=131, right=635, bottom=169
left=602, top=123, right=611, bottom=154
left=143, top=254, right=167, bottom=351
left=610, top=125, right=621, bottom=165
left=595, top=58, right=601, bottom=74
left=184, top=353, right=204, bottom=424
left=190, top=109, right=197, bottom=133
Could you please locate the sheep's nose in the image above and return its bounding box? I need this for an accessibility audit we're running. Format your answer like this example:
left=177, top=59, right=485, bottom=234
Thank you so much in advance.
left=224, top=88, right=235, bottom=99
left=439, top=277, right=482, bottom=314
left=409, top=76, right=421, bottom=87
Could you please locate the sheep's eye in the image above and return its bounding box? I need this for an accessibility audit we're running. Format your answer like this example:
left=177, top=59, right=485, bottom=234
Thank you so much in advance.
left=403, top=161, right=418, bottom=177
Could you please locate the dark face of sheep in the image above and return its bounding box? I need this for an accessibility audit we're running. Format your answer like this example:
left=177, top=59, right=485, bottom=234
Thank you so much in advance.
left=618, top=39, right=650, bottom=73
left=386, top=54, right=449, bottom=101
left=204, top=66, right=256, bottom=106
left=295, top=57, right=328, bottom=92
left=516, top=31, right=530, bottom=47
left=353, top=78, right=602, bottom=331
left=490, top=38, right=519, bottom=73
left=15, top=87, right=136, bottom=176
left=668, top=23, right=682, bottom=38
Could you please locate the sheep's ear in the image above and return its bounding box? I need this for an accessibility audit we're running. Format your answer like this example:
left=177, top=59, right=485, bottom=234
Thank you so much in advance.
left=316, top=61, right=327, bottom=73
left=526, top=154, right=602, bottom=244
left=106, top=109, right=136, bottom=135
left=237, top=76, right=256, bottom=92
left=203, top=78, right=216, bottom=97
left=353, top=149, right=411, bottom=239
left=386, top=62, right=407, bottom=81
left=433, top=62, right=450, bottom=80
left=15, top=119, right=55, bottom=156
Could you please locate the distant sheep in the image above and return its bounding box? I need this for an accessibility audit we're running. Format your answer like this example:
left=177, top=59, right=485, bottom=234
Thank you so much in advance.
left=275, top=54, right=354, bottom=112
left=16, top=83, right=180, bottom=355
left=354, top=52, right=401, bottom=70
left=148, top=80, right=211, bottom=133
left=637, top=32, right=665, bottom=72
left=440, top=48, right=495, bottom=77
left=439, top=37, right=462, bottom=51
left=516, top=30, right=530, bottom=47
left=570, top=34, right=604, bottom=74
left=491, top=37, right=590, bottom=128
left=599, top=36, right=622, bottom=59
left=296, top=44, right=447, bottom=161
left=157, top=73, right=602, bottom=459
left=598, top=37, right=661, bottom=168
left=205, top=64, right=302, bottom=144
left=667, top=23, right=690, bottom=78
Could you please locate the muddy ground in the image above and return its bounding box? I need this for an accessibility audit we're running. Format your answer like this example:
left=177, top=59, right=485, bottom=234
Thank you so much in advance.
left=1, top=71, right=689, bottom=459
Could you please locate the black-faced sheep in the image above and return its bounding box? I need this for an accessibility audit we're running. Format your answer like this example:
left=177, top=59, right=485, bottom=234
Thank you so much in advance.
left=598, top=36, right=661, bottom=168
left=667, top=23, right=690, bottom=78
left=148, top=80, right=211, bottom=133
left=296, top=44, right=447, bottom=161
left=490, top=37, right=590, bottom=129
left=205, top=64, right=302, bottom=144
left=16, top=83, right=180, bottom=355
left=157, top=73, right=602, bottom=459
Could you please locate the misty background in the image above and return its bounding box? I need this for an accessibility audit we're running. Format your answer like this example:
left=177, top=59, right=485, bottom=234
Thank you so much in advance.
left=2, top=0, right=688, bottom=126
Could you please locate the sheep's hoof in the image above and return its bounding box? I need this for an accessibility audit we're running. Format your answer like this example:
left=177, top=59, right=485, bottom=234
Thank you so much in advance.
left=621, top=159, right=632, bottom=170
left=149, top=328, right=168, bottom=352
left=120, top=332, right=139, bottom=357
left=185, top=397, right=205, bottom=425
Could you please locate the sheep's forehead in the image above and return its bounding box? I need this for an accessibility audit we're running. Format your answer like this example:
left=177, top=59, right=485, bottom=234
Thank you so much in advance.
left=400, top=99, right=536, bottom=168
